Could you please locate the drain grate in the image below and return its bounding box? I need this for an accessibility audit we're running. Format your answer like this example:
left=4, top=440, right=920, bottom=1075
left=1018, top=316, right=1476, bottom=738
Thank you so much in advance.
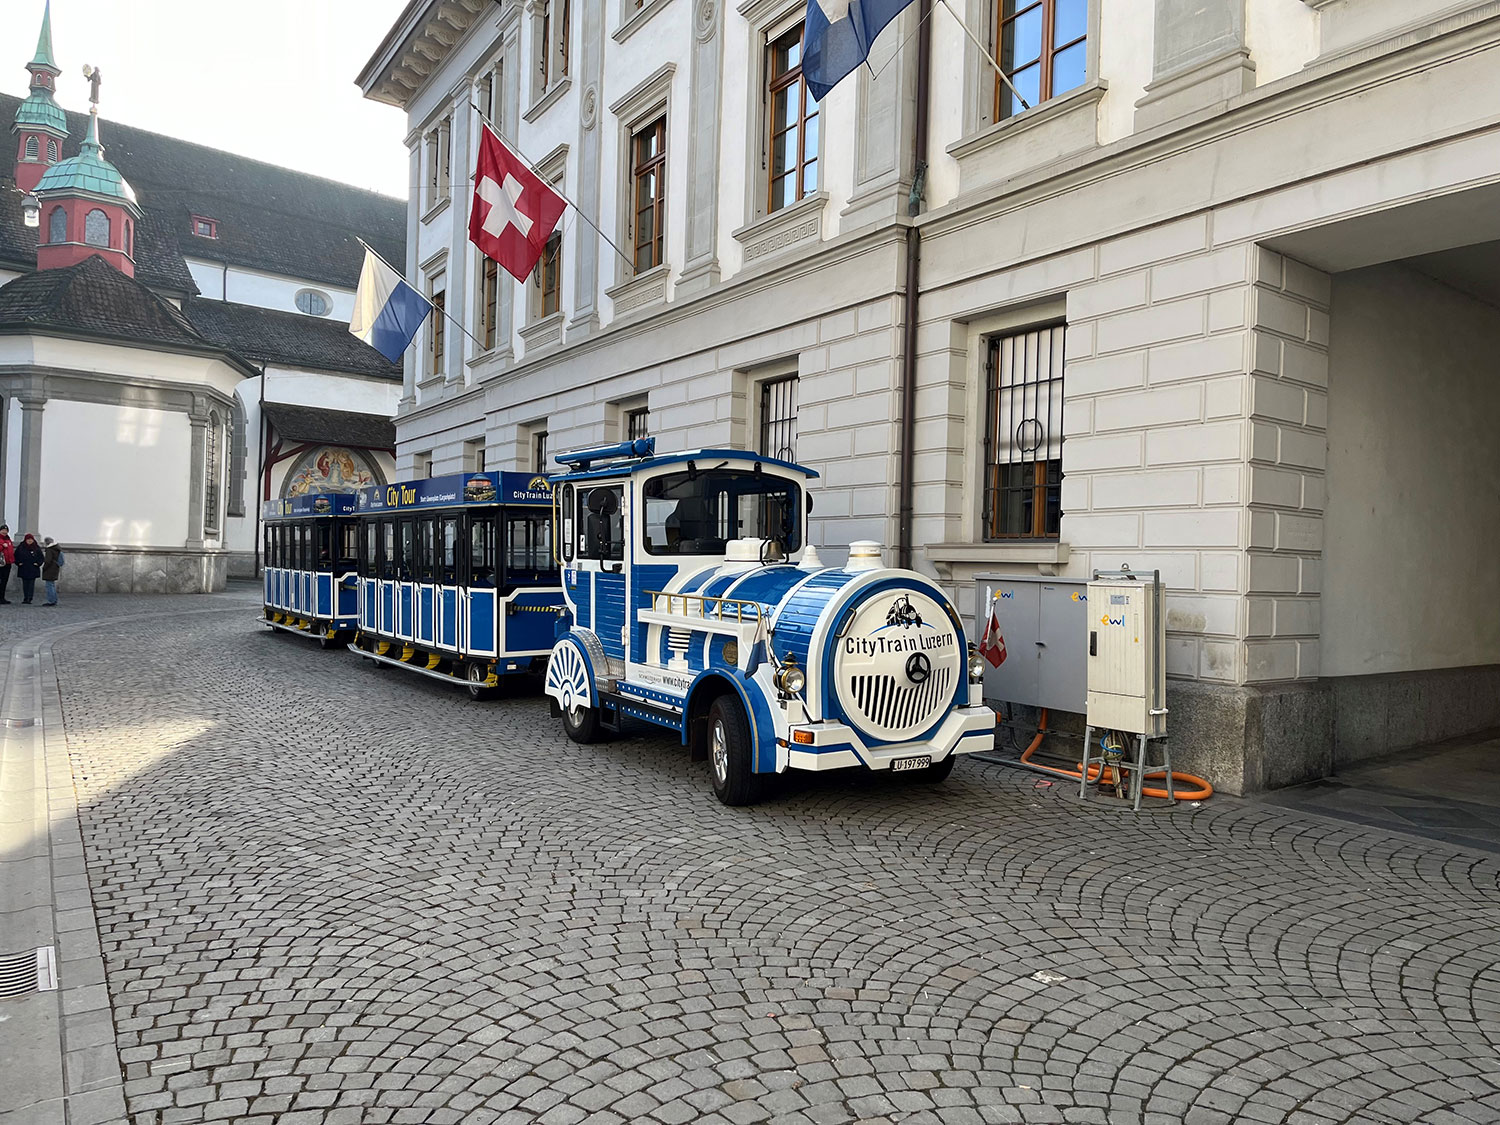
left=3, top=718, right=37, bottom=728
left=0, top=947, right=57, bottom=998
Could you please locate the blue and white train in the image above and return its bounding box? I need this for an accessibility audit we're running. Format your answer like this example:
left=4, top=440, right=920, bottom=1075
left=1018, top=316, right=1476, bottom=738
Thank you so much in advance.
left=262, top=492, right=360, bottom=648
left=543, top=439, right=996, bottom=805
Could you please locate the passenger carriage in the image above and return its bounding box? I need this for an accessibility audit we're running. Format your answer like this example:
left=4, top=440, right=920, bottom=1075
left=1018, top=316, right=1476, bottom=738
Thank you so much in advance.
left=543, top=439, right=996, bottom=804
left=261, top=493, right=360, bottom=648
left=349, top=471, right=563, bottom=697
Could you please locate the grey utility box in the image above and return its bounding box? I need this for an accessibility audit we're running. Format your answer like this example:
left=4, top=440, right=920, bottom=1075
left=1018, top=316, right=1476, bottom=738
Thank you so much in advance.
left=974, top=573, right=1089, bottom=714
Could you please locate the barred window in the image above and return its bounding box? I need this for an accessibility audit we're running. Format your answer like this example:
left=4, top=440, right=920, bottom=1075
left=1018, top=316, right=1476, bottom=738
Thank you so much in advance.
left=759, top=375, right=797, bottom=462
left=627, top=407, right=649, bottom=440
left=983, top=324, right=1064, bottom=539
left=205, top=411, right=223, bottom=534
left=534, top=429, right=549, bottom=472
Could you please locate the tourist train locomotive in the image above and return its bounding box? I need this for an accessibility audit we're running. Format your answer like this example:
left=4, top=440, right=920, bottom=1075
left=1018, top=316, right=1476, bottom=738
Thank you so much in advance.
left=261, top=440, right=995, bottom=802
left=542, top=439, right=995, bottom=804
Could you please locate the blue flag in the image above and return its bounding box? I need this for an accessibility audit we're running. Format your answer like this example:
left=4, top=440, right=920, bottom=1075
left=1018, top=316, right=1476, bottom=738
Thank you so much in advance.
left=802, top=0, right=919, bottom=102
left=349, top=248, right=434, bottom=363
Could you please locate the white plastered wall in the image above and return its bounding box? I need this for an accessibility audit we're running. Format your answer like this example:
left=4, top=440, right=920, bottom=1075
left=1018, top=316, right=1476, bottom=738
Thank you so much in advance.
left=1322, top=263, right=1500, bottom=675
left=37, top=400, right=192, bottom=548
left=183, top=259, right=357, bottom=320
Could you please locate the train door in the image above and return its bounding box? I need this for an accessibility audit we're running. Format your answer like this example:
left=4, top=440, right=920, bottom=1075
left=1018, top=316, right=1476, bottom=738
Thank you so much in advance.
left=378, top=519, right=397, bottom=636
left=263, top=525, right=274, bottom=606
left=570, top=481, right=627, bottom=661
left=465, top=512, right=498, bottom=657
left=313, top=520, right=334, bottom=618
left=359, top=518, right=378, bottom=631
left=397, top=518, right=416, bottom=641
left=501, top=507, right=559, bottom=656
left=414, top=517, right=436, bottom=647
left=335, top=520, right=358, bottom=624
left=436, top=515, right=461, bottom=651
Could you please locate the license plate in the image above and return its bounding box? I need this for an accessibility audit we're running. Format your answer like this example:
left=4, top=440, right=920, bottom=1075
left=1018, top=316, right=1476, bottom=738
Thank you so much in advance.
left=890, top=755, right=932, bottom=773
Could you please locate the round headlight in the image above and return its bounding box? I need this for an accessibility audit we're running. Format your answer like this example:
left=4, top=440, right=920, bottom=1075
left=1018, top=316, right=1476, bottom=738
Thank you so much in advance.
left=777, top=664, right=806, bottom=695
left=968, top=650, right=986, bottom=682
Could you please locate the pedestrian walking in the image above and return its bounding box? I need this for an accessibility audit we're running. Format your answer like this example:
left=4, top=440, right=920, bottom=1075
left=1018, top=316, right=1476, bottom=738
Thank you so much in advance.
left=14, top=533, right=43, bottom=605
left=0, top=523, right=13, bottom=604
left=41, top=537, right=63, bottom=606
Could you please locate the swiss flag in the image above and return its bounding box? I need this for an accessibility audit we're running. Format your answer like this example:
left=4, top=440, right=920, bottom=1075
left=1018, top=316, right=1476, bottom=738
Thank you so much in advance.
left=979, top=603, right=1007, bottom=668
left=468, top=124, right=567, bottom=282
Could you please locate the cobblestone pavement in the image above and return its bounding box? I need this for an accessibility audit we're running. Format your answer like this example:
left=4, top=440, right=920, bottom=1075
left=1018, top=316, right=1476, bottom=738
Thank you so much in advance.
left=35, top=596, right=1500, bottom=1124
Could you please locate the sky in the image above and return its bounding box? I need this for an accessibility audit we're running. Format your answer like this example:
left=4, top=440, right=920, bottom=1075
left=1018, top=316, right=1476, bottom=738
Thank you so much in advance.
left=1, top=0, right=414, bottom=200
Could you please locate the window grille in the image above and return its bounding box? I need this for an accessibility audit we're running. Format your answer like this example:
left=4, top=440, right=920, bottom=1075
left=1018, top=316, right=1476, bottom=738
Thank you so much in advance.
left=767, top=24, right=818, bottom=213
left=534, top=430, right=549, bottom=472
left=995, top=0, right=1087, bottom=121
left=759, top=375, right=797, bottom=461
left=627, top=407, right=649, bottom=440
left=983, top=324, right=1065, bottom=540
left=205, top=412, right=222, bottom=534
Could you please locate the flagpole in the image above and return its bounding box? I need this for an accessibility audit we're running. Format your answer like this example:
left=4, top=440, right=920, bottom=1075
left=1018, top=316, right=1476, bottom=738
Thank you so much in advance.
left=935, top=0, right=1032, bottom=112
left=355, top=236, right=487, bottom=353
left=468, top=102, right=637, bottom=272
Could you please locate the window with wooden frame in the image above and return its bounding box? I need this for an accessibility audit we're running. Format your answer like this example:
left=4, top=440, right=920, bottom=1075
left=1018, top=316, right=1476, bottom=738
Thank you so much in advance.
left=983, top=324, right=1065, bottom=540
left=535, top=233, right=562, bottom=318
left=994, top=0, right=1088, bottom=121
left=539, top=1, right=570, bottom=90
left=759, top=374, right=798, bottom=461
left=767, top=23, right=818, bottom=213
left=479, top=255, right=499, bottom=349
left=429, top=284, right=446, bottom=376
left=630, top=116, right=666, bottom=273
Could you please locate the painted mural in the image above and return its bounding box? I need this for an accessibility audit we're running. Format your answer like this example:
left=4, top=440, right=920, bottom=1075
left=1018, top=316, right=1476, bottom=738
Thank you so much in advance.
left=283, top=446, right=381, bottom=497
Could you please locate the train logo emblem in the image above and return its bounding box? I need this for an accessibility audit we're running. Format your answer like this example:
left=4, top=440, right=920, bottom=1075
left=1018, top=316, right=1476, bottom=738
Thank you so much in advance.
left=885, top=595, right=924, bottom=629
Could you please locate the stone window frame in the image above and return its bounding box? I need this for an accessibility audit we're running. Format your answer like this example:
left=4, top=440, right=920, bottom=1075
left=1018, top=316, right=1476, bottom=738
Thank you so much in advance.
left=414, top=451, right=434, bottom=478
left=521, top=146, right=568, bottom=340
left=422, top=255, right=448, bottom=384
left=464, top=438, right=487, bottom=473
left=605, top=63, right=676, bottom=316
left=613, top=0, right=671, bottom=43
left=528, top=0, right=573, bottom=114
left=992, top=0, right=1090, bottom=122
left=745, top=361, right=799, bottom=462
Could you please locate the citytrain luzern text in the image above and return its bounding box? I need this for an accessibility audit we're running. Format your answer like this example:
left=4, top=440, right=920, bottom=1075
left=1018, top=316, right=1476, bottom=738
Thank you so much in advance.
left=260, top=439, right=995, bottom=805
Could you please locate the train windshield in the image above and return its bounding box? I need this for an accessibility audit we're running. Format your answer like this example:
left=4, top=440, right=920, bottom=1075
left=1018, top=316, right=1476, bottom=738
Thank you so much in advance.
left=642, top=468, right=802, bottom=556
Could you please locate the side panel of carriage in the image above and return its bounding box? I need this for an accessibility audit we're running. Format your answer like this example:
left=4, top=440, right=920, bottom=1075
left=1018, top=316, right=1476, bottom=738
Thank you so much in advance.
left=260, top=498, right=360, bottom=636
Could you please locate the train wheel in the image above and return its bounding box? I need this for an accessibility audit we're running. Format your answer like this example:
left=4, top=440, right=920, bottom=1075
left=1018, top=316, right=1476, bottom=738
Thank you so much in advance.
left=318, top=624, right=338, bottom=650
left=466, top=662, right=497, bottom=701
left=911, top=755, right=957, bottom=783
left=561, top=699, right=602, bottom=744
left=708, top=696, right=762, bottom=807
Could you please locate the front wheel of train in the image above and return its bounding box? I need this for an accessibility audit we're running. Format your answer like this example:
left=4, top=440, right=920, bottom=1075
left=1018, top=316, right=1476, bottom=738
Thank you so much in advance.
left=708, top=696, right=762, bottom=807
left=561, top=699, right=602, bottom=744
left=466, top=662, right=497, bottom=701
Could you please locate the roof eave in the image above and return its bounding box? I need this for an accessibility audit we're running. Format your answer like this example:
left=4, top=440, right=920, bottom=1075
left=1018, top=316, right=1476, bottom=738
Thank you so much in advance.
left=355, top=0, right=496, bottom=110
left=0, top=323, right=261, bottom=380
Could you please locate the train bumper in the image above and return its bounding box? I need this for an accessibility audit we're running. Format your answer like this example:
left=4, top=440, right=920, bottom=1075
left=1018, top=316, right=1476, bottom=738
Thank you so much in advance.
left=783, top=705, right=995, bottom=772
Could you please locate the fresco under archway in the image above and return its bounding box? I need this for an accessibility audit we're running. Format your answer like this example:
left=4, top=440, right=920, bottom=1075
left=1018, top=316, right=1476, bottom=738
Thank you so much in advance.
left=281, top=446, right=384, bottom=497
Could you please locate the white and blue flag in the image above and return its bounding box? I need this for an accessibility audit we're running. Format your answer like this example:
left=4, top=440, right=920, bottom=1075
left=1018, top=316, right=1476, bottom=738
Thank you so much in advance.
left=349, top=248, right=433, bottom=363
left=802, top=0, right=918, bottom=102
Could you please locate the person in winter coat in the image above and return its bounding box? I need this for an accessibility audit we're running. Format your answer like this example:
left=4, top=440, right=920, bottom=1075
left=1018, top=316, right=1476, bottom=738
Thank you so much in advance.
left=41, top=537, right=62, bottom=606
left=0, top=524, right=13, bottom=604
left=14, top=533, right=43, bottom=605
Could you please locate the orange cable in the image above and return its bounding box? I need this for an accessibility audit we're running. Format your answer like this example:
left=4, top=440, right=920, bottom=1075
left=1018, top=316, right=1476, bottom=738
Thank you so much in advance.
left=1005, top=708, right=1214, bottom=801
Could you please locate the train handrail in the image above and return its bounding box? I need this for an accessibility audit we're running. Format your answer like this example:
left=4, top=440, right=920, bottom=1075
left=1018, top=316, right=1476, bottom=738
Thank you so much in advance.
left=646, top=590, right=767, bottom=623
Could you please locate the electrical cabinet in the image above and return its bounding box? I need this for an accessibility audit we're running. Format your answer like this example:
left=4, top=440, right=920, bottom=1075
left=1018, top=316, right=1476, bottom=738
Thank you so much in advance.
left=1085, top=577, right=1166, bottom=737
left=974, top=574, right=1088, bottom=714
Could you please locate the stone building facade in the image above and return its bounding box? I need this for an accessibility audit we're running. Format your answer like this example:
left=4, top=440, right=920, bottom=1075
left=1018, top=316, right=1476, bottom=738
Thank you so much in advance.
left=360, top=0, right=1500, bottom=792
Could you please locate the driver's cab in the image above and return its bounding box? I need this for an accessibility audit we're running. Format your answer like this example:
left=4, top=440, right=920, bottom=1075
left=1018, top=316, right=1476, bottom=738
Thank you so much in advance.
left=553, top=439, right=815, bottom=670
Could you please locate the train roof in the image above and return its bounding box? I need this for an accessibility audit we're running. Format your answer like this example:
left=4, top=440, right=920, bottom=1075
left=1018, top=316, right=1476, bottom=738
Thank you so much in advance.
left=263, top=492, right=358, bottom=520
left=549, top=439, right=819, bottom=483
left=355, top=470, right=555, bottom=514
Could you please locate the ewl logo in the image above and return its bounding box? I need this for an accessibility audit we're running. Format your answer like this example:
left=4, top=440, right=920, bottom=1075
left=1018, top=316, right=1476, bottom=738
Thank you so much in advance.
left=1100, top=614, right=1125, bottom=627
left=999, top=590, right=1014, bottom=599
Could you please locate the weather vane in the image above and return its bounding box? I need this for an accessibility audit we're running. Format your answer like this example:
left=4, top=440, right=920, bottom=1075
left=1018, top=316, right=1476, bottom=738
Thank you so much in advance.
left=81, top=63, right=101, bottom=110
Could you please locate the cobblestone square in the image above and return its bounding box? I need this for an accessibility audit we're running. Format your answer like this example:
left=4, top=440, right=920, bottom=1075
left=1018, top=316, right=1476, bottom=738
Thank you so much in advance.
left=5, top=593, right=1500, bottom=1124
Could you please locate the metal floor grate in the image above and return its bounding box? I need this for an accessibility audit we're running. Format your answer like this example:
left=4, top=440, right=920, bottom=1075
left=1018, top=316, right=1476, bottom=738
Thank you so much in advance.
left=0, top=947, right=57, bottom=998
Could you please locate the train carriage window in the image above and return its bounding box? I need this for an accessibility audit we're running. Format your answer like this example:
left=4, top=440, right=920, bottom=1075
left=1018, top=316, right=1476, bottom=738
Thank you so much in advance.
left=382, top=520, right=396, bottom=580
left=399, top=520, right=416, bottom=581
left=314, top=523, right=333, bottom=571
left=577, top=485, right=624, bottom=561
left=293, top=524, right=304, bottom=570
left=560, top=485, right=575, bottom=563
left=642, top=468, right=802, bottom=556
left=264, top=526, right=273, bottom=570
left=469, top=514, right=496, bottom=587
left=440, top=518, right=460, bottom=584
left=340, top=522, right=359, bottom=568
left=504, top=511, right=557, bottom=580
left=361, top=521, right=377, bottom=577
left=417, top=519, right=436, bottom=582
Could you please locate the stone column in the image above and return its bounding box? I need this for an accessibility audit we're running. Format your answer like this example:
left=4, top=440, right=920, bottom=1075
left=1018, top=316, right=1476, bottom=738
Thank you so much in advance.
left=400, top=139, right=421, bottom=409
left=497, top=26, right=521, bottom=362
left=841, top=6, right=919, bottom=231
left=186, top=406, right=208, bottom=548
left=447, top=82, right=473, bottom=385
left=568, top=0, right=605, bottom=337
left=1134, top=0, right=1255, bottom=132
left=677, top=0, right=725, bottom=297
left=16, top=393, right=45, bottom=535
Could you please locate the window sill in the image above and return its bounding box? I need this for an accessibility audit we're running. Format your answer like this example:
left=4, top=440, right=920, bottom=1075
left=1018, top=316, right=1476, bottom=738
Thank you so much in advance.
left=421, top=195, right=452, bottom=225
left=518, top=311, right=564, bottom=352
left=523, top=77, right=573, bottom=124
left=613, top=0, right=671, bottom=43
left=925, top=541, right=1070, bottom=566
left=947, top=79, right=1106, bottom=196
left=605, top=264, right=670, bottom=319
left=732, top=191, right=827, bottom=269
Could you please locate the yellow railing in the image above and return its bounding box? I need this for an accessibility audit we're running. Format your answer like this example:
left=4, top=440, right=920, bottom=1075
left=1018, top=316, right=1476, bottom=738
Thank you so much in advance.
left=647, top=590, right=766, bottom=622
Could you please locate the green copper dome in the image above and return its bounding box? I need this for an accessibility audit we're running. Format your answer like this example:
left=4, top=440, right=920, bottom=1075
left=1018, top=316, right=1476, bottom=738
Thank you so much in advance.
left=34, top=112, right=138, bottom=209
left=13, top=88, right=68, bottom=137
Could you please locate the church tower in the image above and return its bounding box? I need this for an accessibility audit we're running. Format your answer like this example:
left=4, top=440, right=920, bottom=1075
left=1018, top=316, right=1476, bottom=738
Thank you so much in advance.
left=11, top=0, right=68, bottom=193
left=34, top=68, right=143, bottom=276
